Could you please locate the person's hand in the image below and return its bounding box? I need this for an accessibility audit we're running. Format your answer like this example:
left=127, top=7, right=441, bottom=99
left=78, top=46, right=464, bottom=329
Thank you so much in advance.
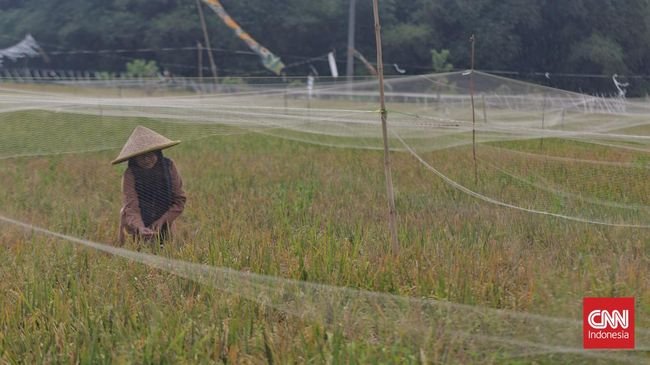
left=138, top=227, right=157, bottom=240
left=150, top=218, right=167, bottom=232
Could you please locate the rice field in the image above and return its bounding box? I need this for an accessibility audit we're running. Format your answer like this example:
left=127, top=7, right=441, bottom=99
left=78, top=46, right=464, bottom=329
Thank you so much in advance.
left=0, top=87, right=649, bottom=364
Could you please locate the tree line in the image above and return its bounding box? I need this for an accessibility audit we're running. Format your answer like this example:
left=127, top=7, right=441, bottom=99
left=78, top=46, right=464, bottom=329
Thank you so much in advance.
left=1, top=0, right=649, bottom=94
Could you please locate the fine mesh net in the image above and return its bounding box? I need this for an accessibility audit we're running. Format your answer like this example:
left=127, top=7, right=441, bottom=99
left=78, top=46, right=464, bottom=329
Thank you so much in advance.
left=1, top=71, right=648, bottom=362
left=3, top=72, right=649, bottom=227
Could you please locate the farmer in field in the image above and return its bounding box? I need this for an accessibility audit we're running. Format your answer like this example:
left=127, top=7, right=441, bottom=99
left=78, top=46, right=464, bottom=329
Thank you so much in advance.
left=112, top=126, right=186, bottom=245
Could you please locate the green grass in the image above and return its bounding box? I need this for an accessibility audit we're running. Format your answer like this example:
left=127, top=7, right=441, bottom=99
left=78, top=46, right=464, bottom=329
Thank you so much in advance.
left=1, top=110, right=649, bottom=363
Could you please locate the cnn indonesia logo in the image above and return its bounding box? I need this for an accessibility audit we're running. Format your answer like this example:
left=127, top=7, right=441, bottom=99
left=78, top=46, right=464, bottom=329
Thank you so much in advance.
left=583, top=297, right=635, bottom=349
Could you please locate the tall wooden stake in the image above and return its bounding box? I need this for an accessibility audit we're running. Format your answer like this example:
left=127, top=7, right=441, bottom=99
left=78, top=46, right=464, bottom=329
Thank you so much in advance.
left=469, top=34, right=477, bottom=184
left=346, top=0, right=357, bottom=82
left=482, top=94, right=487, bottom=123
left=196, top=0, right=219, bottom=83
left=197, top=41, right=204, bottom=83
left=372, top=0, right=399, bottom=254
left=540, top=93, right=547, bottom=149
left=284, top=85, right=288, bottom=112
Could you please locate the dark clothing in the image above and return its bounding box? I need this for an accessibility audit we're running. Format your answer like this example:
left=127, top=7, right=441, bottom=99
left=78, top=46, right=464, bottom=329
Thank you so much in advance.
left=130, top=154, right=173, bottom=227
left=119, top=156, right=186, bottom=244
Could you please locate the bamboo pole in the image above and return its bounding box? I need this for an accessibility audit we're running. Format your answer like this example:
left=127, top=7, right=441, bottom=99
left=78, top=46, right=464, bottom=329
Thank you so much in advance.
left=346, top=0, right=357, bottom=82
left=197, top=41, right=204, bottom=83
left=540, top=93, right=546, bottom=149
left=196, top=0, right=219, bottom=83
left=482, top=94, right=487, bottom=123
left=469, top=34, right=477, bottom=184
left=372, top=0, right=399, bottom=254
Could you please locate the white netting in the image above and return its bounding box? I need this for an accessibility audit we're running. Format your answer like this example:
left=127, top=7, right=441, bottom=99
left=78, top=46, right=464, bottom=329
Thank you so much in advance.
left=1, top=71, right=648, bottom=362
left=2, top=72, right=649, bottom=227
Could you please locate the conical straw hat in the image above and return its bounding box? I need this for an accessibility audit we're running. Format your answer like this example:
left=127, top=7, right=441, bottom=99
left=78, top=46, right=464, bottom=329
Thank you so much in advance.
left=111, top=126, right=180, bottom=164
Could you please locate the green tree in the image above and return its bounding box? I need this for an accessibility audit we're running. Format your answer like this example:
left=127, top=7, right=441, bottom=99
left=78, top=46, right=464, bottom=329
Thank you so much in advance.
left=431, top=49, right=453, bottom=72
left=126, top=59, right=159, bottom=78
left=568, top=33, right=627, bottom=75
left=1, top=0, right=650, bottom=94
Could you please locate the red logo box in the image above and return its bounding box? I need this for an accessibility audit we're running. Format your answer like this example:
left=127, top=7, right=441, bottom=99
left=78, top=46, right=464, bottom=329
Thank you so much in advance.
left=583, top=297, right=634, bottom=349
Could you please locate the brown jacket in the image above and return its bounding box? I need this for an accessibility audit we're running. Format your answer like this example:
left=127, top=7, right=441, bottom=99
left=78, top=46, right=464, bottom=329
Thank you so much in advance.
left=118, top=159, right=186, bottom=243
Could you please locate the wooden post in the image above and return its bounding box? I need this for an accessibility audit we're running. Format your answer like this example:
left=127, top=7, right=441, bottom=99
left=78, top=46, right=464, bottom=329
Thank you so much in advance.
left=283, top=78, right=288, bottom=113
left=469, top=34, right=477, bottom=184
left=196, top=0, right=219, bottom=83
left=482, top=94, right=487, bottom=123
left=372, top=0, right=399, bottom=254
left=197, top=41, right=204, bottom=84
left=346, top=0, right=357, bottom=82
left=540, top=93, right=546, bottom=149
